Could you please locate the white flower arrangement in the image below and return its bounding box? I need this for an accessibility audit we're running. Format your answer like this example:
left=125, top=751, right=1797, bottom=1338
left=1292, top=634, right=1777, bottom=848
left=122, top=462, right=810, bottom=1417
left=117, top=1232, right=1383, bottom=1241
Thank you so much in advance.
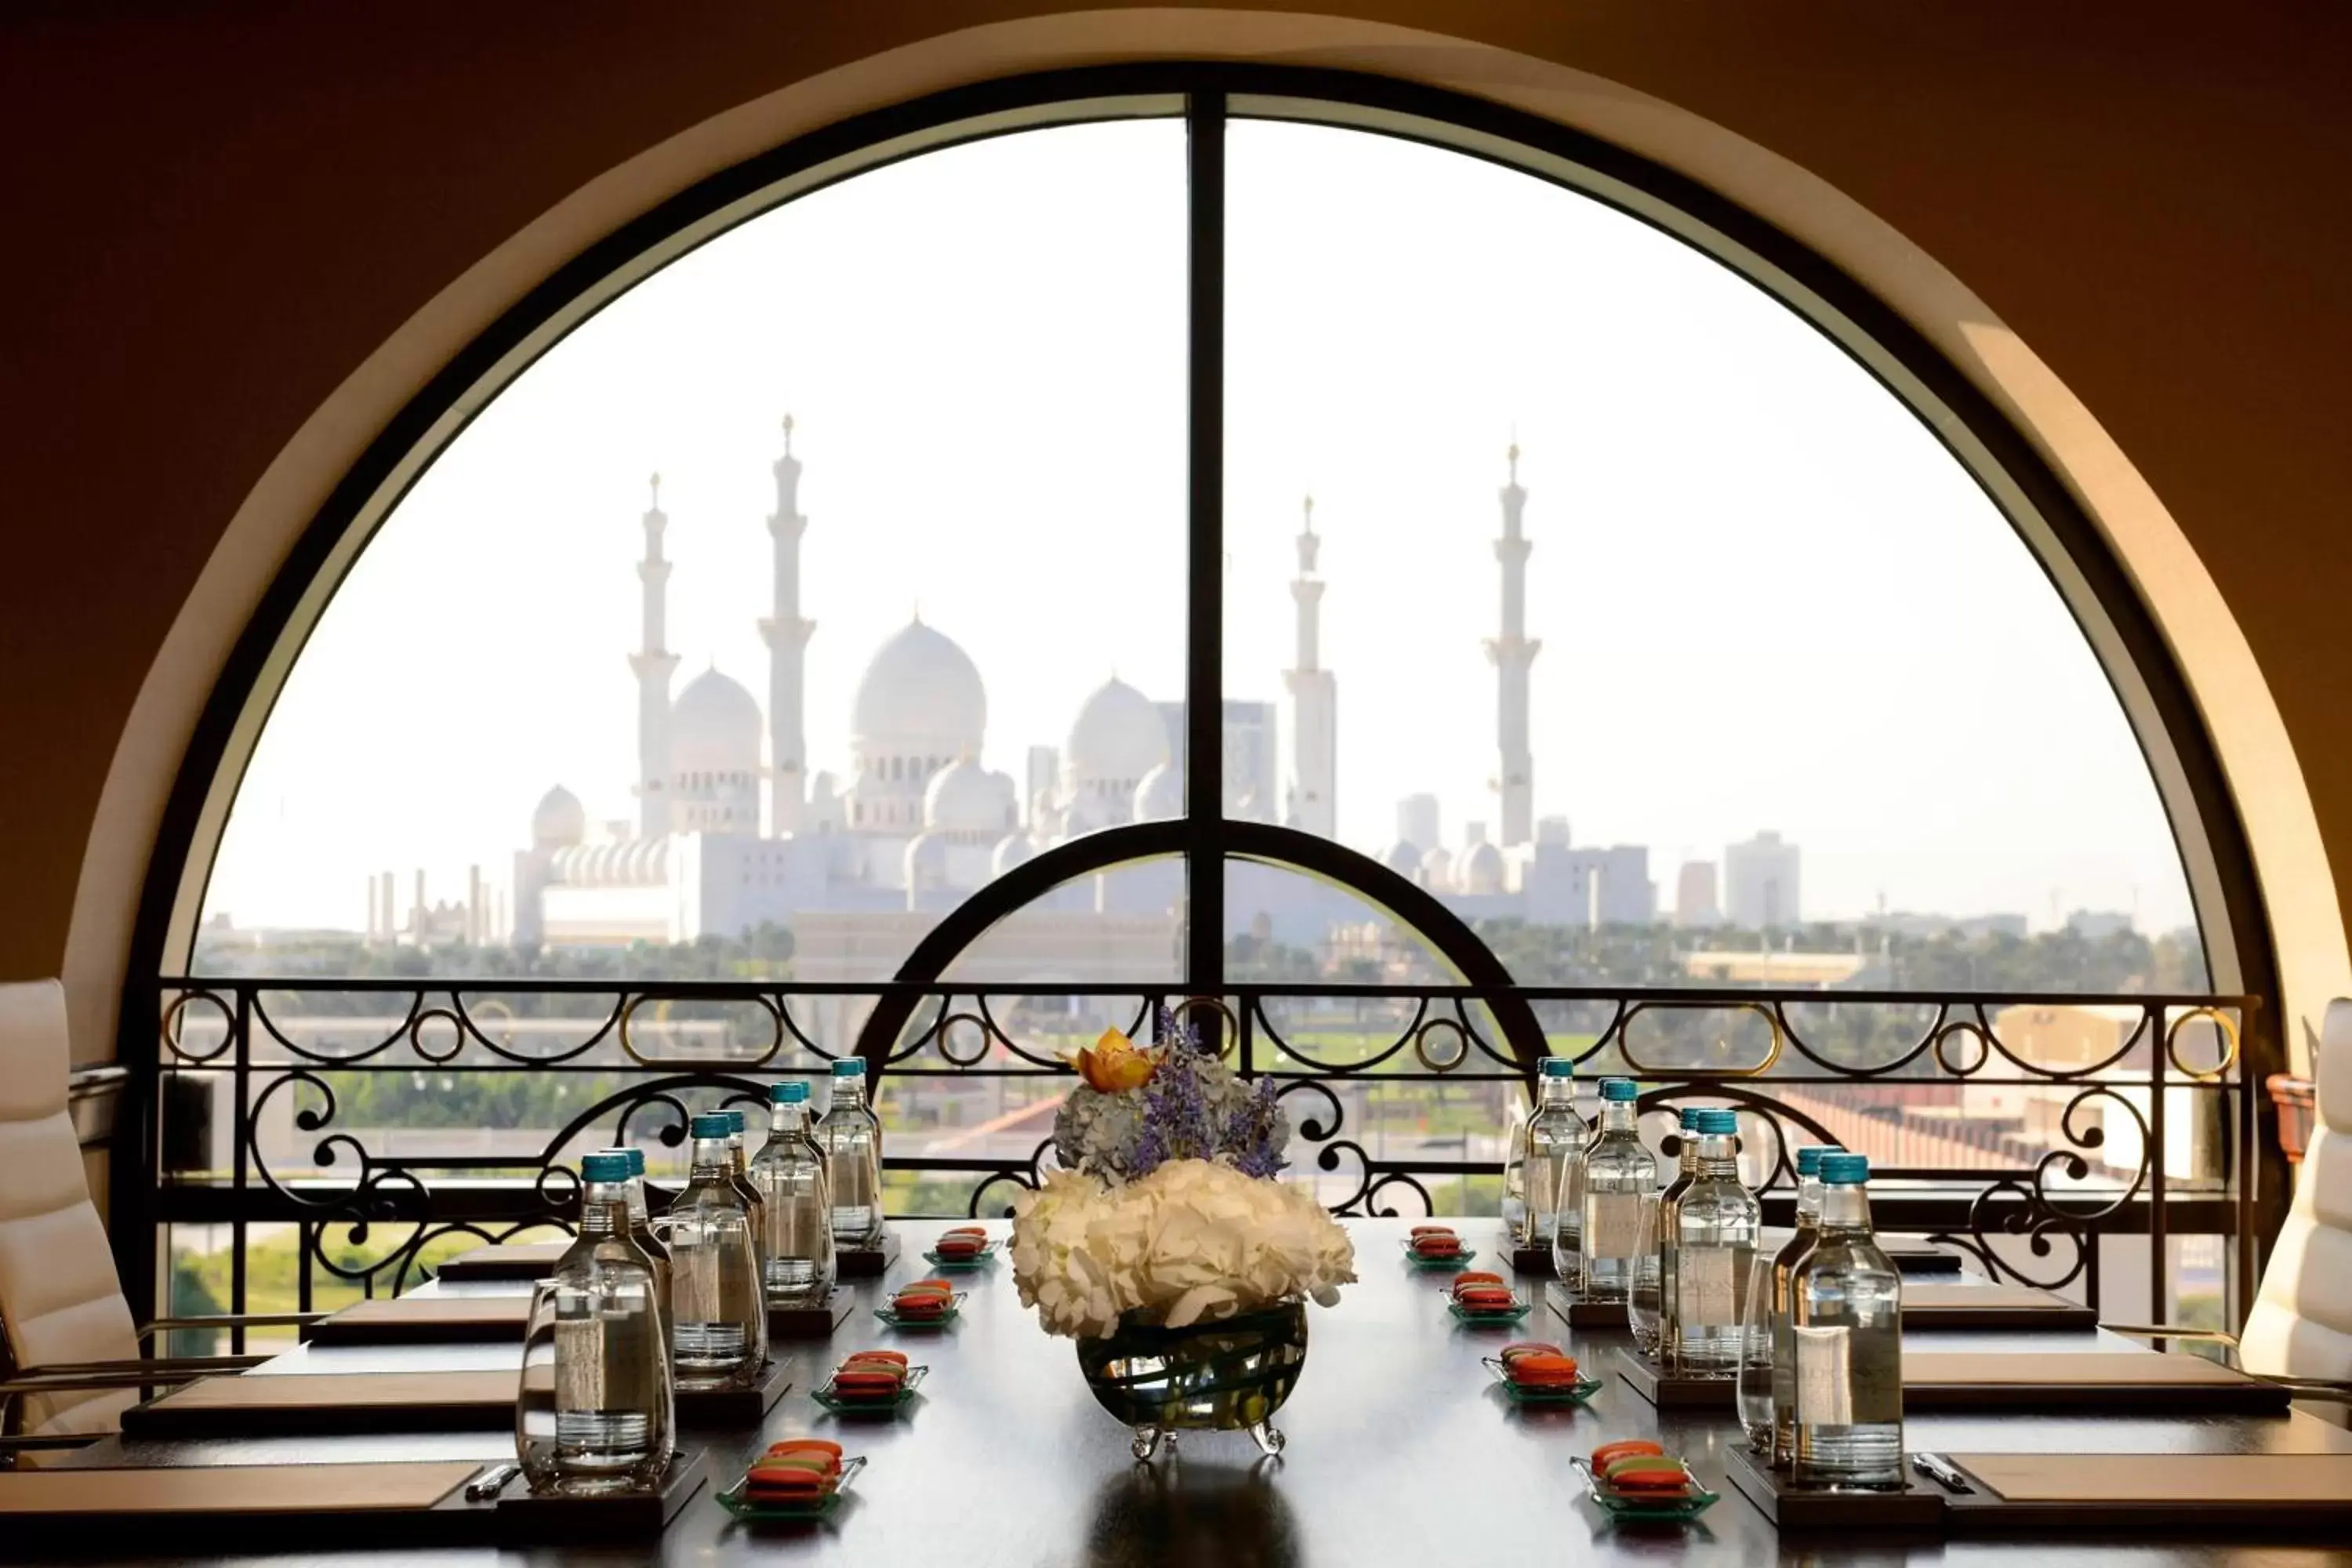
left=1009, top=1159, right=1358, bottom=1340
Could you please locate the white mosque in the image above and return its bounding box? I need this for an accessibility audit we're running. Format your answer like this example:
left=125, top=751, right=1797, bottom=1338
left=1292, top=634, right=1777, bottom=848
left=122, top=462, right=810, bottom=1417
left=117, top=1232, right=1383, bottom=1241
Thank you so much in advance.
left=506, top=419, right=1653, bottom=975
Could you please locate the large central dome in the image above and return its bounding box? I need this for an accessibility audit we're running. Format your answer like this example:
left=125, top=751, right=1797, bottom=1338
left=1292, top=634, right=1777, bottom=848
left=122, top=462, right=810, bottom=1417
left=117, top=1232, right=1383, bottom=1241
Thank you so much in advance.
left=852, top=617, right=986, bottom=754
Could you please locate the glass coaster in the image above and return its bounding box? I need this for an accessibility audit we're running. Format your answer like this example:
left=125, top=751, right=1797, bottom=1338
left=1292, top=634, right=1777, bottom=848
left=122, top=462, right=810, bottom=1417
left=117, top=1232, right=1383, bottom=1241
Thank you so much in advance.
left=1481, top=1359, right=1603, bottom=1406
left=873, top=1293, right=965, bottom=1329
left=923, top=1247, right=996, bottom=1272
left=716, top=1454, right=867, bottom=1521
left=1400, top=1240, right=1479, bottom=1269
left=1569, top=1457, right=1719, bottom=1522
left=1446, top=1298, right=1533, bottom=1327
left=811, top=1364, right=928, bottom=1415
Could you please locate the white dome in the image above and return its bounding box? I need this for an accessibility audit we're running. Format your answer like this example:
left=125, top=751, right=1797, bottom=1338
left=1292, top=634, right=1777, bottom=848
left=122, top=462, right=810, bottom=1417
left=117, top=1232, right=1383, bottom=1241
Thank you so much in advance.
left=904, top=832, right=951, bottom=888
left=1133, top=761, right=1183, bottom=821
left=1460, top=840, right=1506, bottom=895
left=671, top=668, right=762, bottom=775
left=853, top=619, right=985, bottom=753
left=924, top=759, right=1017, bottom=835
left=991, top=833, right=1036, bottom=877
left=532, top=786, right=586, bottom=848
left=1381, top=839, right=1422, bottom=876
left=1418, top=846, right=1455, bottom=889
left=1065, top=677, right=1168, bottom=788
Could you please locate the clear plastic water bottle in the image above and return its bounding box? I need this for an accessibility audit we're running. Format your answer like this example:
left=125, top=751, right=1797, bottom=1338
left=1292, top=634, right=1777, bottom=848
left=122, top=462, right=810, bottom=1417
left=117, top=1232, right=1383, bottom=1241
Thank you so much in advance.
left=525, top=1150, right=673, bottom=1494
left=666, top=1112, right=767, bottom=1390
left=750, top=1080, right=835, bottom=1307
left=721, top=1109, right=768, bottom=1260
left=596, top=1145, right=671, bottom=1348
left=1672, top=1108, right=1760, bottom=1375
left=1791, top=1152, right=1904, bottom=1489
left=1577, top=1078, right=1657, bottom=1301
left=1654, top=1108, right=1707, bottom=1367
left=1771, top=1145, right=1837, bottom=1466
left=816, top=1058, right=884, bottom=1247
left=1526, top=1058, right=1585, bottom=1270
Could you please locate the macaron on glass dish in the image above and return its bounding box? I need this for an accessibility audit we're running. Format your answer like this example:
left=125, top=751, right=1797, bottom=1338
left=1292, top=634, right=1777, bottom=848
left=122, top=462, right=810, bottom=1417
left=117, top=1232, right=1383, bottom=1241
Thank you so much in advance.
left=1482, top=1341, right=1603, bottom=1406
left=717, top=1440, right=869, bottom=1521
left=1443, top=1272, right=1533, bottom=1325
left=1568, top=1440, right=1719, bottom=1522
left=873, top=1279, right=964, bottom=1328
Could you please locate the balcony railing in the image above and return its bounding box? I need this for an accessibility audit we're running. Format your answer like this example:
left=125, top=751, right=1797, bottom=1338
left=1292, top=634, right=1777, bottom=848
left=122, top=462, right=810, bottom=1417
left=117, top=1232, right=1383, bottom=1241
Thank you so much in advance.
left=139, top=977, right=2267, bottom=1341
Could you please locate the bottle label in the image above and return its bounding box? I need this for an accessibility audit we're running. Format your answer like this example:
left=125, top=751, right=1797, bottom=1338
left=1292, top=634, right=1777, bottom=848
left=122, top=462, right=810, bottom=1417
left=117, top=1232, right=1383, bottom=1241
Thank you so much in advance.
left=1794, top=1324, right=1852, bottom=1425
left=1678, top=1245, right=1736, bottom=1329
left=1587, top=1192, right=1643, bottom=1259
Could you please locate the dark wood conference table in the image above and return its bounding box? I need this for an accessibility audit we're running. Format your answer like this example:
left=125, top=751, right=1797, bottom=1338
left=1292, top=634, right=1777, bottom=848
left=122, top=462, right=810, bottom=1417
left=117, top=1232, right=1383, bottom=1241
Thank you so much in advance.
left=41, top=1219, right=2352, bottom=1567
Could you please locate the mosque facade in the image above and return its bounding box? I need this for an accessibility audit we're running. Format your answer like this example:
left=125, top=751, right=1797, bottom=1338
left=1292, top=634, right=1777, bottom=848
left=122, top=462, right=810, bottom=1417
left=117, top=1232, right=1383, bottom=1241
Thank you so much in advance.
left=508, top=420, right=1652, bottom=977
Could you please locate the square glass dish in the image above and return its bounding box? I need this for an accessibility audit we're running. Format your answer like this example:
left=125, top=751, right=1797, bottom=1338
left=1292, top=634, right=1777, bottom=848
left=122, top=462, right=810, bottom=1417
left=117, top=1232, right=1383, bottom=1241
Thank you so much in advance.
left=1567, top=1456, right=1719, bottom=1522
left=1481, top=1356, right=1603, bottom=1406
left=811, top=1363, right=929, bottom=1415
left=873, top=1292, right=966, bottom=1330
left=716, top=1454, right=868, bottom=1523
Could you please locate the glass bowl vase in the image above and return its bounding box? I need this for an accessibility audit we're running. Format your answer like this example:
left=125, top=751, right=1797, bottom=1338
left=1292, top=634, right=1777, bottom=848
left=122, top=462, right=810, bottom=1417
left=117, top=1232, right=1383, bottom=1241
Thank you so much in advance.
left=1075, top=1300, right=1308, bottom=1461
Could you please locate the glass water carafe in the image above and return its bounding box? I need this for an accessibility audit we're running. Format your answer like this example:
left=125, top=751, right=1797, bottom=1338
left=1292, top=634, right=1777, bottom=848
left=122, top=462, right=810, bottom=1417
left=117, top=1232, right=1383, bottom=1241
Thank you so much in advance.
left=750, top=1079, right=835, bottom=1306
left=1771, top=1144, right=1835, bottom=1465
left=723, top=1109, right=768, bottom=1264
left=1526, top=1058, right=1584, bottom=1276
left=1654, top=1108, right=1706, bottom=1367
left=1577, top=1077, right=1657, bottom=1301
left=816, top=1058, right=884, bottom=1247
left=516, top=1152, right=673, bottom=1495
left=660, top=1113, right=768, bottom=1390
left=1791, top=1152, right=1904, bottom=1490
left=599, top=1145, right=671, bottom=1349
left=1671, top=1108, right=1759, bottom=1376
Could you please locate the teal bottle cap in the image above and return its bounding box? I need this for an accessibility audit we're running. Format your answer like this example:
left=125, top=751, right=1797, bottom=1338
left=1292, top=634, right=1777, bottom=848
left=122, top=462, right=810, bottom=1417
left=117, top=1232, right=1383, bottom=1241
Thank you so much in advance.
left=771, top=1080, right=810, bottom=1104
left=1599, top=1078, right=1638, bottom=1102
left=1678, top=1108, right=1706, bottom=1129
left=1820, top=1152, right=1871, bottom=1184
left=624, top=1147, right=646, bottom=1177
left=1797, top=1145, right=1838, bottom=1176
left=724, top=1109, right=747, bottom=1133
left=832, top=1058, right=867, bottom=1077
left=1539, top=1058, right=1573, bottom=1078
left=581, top=1151, right=630, bottom=1182
left=689, top=1112, right=733, bottom=1139
left=1691, top=1108, right=1740, bottom=1135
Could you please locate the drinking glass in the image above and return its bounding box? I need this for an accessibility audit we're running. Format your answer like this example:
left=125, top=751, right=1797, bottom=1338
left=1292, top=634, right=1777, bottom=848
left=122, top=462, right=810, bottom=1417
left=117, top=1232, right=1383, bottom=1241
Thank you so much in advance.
left=514, top=1281, right=564, bottom=1494
left=1626, top=1190, right=1664, bottom=1357
left=1733, top=1252, right=1776, bottom=1452
left=1501, top=1108, right=1530, bottom=1247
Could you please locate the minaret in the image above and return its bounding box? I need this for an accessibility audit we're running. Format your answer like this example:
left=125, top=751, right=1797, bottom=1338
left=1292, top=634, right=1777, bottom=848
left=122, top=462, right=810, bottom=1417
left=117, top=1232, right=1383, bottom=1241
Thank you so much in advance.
left=758, top=415, right=815, bottom=835
left=630, top=474, right=680, bottom=837
left=1484, top=443, right=1541, bottom=848
left=1283, top=495, right=1338, bottom=838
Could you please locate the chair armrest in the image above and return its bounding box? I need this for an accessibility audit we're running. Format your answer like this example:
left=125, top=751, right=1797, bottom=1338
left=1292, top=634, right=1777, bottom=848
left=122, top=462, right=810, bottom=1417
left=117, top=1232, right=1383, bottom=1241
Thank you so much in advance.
left=2100, top=1323, right=2242, bottom=1346
left=139, top=1312, right=323, bottom=1334
left=2263, top=1377, right=2352, bottom=1405
left=9, top=1354, right=271, bottom=1384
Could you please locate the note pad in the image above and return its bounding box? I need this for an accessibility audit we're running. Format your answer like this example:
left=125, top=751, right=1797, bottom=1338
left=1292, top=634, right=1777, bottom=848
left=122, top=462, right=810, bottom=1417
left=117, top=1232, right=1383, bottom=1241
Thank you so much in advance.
left=1902, top=1351, right=2288, bottom=1412
left=0, top=1461, right=479, bottom=1516
left=124, top=1370, right=520, bottom=1437
left=307, top=1294, right=535, bottom=1345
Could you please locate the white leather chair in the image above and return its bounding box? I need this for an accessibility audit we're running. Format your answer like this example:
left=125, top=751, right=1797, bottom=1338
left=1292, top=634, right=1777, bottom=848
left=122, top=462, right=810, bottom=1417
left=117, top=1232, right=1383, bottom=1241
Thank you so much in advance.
left=2239, top=997, right=2352, bottom=1385
left=0, top=980, right=292, bottom=1463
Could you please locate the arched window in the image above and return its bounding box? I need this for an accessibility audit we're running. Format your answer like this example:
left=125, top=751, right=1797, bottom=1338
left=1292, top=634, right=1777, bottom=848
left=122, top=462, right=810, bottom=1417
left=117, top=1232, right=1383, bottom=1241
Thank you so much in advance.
left=154, top=72, right=2267, bottom=1317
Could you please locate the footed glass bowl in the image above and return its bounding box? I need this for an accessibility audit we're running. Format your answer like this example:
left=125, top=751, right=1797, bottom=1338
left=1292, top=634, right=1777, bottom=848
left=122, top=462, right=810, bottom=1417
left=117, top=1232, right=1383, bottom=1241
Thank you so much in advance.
left=1075, top=1300, right=1308, bottom=1461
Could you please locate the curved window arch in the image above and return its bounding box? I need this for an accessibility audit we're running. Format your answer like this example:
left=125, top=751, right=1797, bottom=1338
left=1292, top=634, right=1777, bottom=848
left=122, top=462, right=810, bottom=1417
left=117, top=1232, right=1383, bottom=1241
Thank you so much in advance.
left=166, top=68, right=2263, bottom=1028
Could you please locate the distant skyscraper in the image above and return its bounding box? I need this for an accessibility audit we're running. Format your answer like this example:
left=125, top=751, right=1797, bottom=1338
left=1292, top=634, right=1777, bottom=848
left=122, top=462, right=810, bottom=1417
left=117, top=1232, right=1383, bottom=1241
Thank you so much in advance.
left=1675, top=861, right=1722, bottom=927
left=1484, top=445, right=1540, bottom=848
left=1397, top=793, right=1440, bottom=853
left=1283, top=496, right=1338, bottom=838
left=1724, top=831, right=1801, bottom=928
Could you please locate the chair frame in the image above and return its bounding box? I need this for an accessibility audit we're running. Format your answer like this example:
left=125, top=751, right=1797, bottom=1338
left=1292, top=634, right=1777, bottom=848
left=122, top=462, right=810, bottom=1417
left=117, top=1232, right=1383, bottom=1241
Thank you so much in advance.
left=0, top=1310, right=318, bottom=1464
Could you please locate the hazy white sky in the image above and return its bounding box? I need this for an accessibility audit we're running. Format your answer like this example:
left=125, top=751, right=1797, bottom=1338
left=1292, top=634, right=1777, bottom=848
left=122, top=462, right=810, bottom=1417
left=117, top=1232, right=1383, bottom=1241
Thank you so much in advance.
left=204, top=116, right=2197, bottom=937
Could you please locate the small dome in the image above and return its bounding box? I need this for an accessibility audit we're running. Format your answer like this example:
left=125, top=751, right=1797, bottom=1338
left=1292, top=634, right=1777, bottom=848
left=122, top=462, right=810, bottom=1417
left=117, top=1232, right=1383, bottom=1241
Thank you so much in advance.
left=854, top=619, right=986, bottom=754
left=991, top=833, right=1036, bottom=877
left=904, top=832, right=951, bottom=888
left=1065, top=677, right=1168, bottom=789
left=1381, top=839, right=1422, bottom=876
left=1133, top=761, right=1183, bottom=821
left=672, top=668, right=762, bottom=776
left=1418, top=846, right=1455, bottom=890
left=924, top=758, right=1017, bottom=834
left=1460, top=840, right=1506, bottom=895
left=532, top=785, right=586, bottom=848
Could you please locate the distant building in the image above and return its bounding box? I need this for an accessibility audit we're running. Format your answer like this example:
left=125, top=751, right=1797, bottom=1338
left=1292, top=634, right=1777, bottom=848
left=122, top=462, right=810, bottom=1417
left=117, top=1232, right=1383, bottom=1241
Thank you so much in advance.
left=1724, top=831, right=1801, bottom=928
left=2065, top=909, right=2135, bottom=939
left=1877, top=911, right=2030, bottom=940
left=1153, top=699, right=1278, bottom=822
left=1396, top=793, right=1440, bottom=857
left=1674, top=861, right=1721, bottom=927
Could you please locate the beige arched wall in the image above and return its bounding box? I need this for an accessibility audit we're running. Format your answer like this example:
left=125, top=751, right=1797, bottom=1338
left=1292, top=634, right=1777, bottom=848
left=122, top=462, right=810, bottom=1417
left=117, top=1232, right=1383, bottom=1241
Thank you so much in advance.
left=7, top=5, right=2347, bottom=1071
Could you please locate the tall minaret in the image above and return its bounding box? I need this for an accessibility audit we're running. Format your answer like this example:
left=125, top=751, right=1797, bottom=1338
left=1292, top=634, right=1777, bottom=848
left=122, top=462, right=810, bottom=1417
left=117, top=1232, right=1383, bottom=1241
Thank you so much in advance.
left=1283, top=495, right=1338, bottom=838
left=630, top=474, right=680, bottom=837
left=759, top=415, right=815, bottom=835
left=1484, top=443, right=1541, bottom=848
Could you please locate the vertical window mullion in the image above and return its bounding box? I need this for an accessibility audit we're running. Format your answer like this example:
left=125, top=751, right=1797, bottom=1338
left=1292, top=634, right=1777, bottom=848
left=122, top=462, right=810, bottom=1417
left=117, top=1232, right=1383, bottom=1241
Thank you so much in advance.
left=1184, top=92, right=1227, bottom=993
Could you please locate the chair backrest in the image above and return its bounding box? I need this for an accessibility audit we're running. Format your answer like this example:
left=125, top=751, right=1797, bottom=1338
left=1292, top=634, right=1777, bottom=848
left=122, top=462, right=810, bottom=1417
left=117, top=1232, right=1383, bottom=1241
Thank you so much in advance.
left=0, top=980, right=139, bottom=1443
left=2242, top=998, right=2352, bottom=1385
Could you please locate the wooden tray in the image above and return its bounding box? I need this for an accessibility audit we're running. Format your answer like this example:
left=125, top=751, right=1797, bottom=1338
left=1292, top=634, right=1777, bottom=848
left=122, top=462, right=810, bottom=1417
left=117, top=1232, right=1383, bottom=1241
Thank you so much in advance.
left=1939, top=1453, right=2352, bottom=1535
left=306, top=1294, right=535, bottom=1345
left=123, top=1370, right=520, bottom=1439
left=1545, top=1283, right=1632, bottom=1330
left=1901, top=1352, right=2290, bottom=1413
left=1722, top=1443, right=1947, bottom=1534
left=1508, top=1243, right=1558, bottom=1278
left=494, top=1447, right=708, bottom=1543
left=771, top=1288, right=858, bottom=1340
left=1610, top=1346, right=1735, bottom=1410
left=1900, top=1283, right=2096, bottom=1330
left=836, top=1231, right=902, bottom=1279
left=435, top=1242, right=568, bottom=1282
left=677, top=1357, right=793, bottom=1427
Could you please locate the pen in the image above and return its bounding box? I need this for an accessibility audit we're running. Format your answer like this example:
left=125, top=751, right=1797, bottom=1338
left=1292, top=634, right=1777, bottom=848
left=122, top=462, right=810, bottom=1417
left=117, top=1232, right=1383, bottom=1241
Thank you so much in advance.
left=465, top=1462, right=521, bottom=1501
left=1911, top=1452, right=1969, bottom=1494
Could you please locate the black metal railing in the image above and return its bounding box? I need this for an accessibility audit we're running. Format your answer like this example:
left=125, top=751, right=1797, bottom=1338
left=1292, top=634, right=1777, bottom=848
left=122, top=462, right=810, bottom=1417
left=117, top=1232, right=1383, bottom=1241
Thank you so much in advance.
left=140, top=976, right=2264, bottom=1345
